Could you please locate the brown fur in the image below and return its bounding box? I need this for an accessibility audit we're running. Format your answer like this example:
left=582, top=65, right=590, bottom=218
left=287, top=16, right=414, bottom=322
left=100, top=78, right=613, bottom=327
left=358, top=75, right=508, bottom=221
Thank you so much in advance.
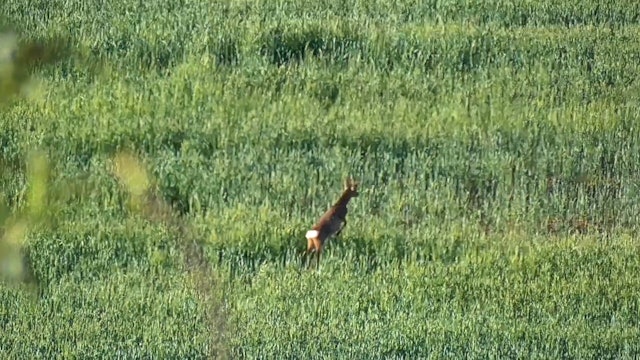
left=304, top=177, right=359, bottom=270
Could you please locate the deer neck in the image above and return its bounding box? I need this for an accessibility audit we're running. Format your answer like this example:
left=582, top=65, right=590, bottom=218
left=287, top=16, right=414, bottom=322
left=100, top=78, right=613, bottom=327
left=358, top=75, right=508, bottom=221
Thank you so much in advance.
left=333, top=191, right=353, bottom=208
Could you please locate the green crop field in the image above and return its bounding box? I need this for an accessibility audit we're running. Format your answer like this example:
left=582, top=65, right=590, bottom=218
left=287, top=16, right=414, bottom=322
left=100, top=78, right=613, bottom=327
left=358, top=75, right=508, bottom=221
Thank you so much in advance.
left=2, top=0, right=640, bottom=358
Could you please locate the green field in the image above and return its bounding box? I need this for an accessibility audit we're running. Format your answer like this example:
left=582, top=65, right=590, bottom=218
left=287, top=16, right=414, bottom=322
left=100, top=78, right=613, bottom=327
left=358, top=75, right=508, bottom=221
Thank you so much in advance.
left=2, top=0, right=640, bottom=358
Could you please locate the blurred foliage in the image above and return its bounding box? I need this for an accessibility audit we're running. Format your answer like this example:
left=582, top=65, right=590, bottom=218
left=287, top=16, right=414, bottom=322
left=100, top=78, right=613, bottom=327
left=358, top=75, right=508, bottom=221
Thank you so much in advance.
left=0, top=30, right=71, bottom=107
left=2, top=1, right=640, bottom=358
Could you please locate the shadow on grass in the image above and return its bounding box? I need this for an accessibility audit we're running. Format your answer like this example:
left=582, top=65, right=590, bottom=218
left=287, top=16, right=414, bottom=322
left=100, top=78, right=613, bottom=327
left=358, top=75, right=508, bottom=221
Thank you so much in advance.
left=258, top=25, right=364, bottom=67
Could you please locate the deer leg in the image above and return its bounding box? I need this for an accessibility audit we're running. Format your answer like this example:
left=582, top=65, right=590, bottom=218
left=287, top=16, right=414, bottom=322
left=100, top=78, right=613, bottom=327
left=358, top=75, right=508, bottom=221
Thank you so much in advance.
left=315, top=246, right=322, bottom=270
left=303, top=237, right=315, bottom=269
left=316, top=251, right=321, bottom=271
left=304, top=248, right=315, bottom=270
left=335, top=219, right=347, bottom=237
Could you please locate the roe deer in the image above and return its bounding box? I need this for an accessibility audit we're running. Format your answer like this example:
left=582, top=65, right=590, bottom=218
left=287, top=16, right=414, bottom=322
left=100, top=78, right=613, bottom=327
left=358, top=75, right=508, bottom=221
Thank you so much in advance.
left=303, top=177, right=359, bottom=270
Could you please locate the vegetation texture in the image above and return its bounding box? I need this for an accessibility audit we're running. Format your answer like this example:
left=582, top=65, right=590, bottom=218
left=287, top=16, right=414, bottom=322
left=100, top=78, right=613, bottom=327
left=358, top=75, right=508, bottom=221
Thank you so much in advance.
left=2, top=0, right=640, bottom=358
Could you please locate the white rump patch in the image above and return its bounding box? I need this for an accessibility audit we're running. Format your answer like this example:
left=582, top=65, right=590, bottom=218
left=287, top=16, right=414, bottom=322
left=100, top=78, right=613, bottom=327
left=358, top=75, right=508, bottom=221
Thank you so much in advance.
left=305, top=230, right=319, bottom=239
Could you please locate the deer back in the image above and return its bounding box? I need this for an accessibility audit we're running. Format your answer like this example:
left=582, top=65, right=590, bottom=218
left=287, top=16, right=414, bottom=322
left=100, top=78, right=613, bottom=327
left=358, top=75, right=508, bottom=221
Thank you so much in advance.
left=314, top=201, right=350, bottom=239
left=310, top=177, right=359, bottom=240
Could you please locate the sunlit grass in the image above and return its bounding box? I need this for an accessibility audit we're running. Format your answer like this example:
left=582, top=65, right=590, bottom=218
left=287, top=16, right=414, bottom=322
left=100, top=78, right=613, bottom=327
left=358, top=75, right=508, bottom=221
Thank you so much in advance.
left=2, top=0, right=640, bottom=358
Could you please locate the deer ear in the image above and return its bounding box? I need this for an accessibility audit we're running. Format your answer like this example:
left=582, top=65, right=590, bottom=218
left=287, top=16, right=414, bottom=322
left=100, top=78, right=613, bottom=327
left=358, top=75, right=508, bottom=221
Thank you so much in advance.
left=346, top=177, right=357, bottom=189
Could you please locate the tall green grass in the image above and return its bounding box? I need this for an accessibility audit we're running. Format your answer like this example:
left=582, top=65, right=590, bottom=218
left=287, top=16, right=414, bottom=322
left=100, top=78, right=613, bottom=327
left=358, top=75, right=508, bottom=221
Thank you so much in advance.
left=2, top=0, right=640, bottom=358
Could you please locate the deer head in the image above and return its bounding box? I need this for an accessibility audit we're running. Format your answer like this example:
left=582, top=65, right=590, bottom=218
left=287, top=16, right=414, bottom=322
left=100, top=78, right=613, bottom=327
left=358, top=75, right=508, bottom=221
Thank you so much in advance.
left=343, top=177, right=359, bottom=198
